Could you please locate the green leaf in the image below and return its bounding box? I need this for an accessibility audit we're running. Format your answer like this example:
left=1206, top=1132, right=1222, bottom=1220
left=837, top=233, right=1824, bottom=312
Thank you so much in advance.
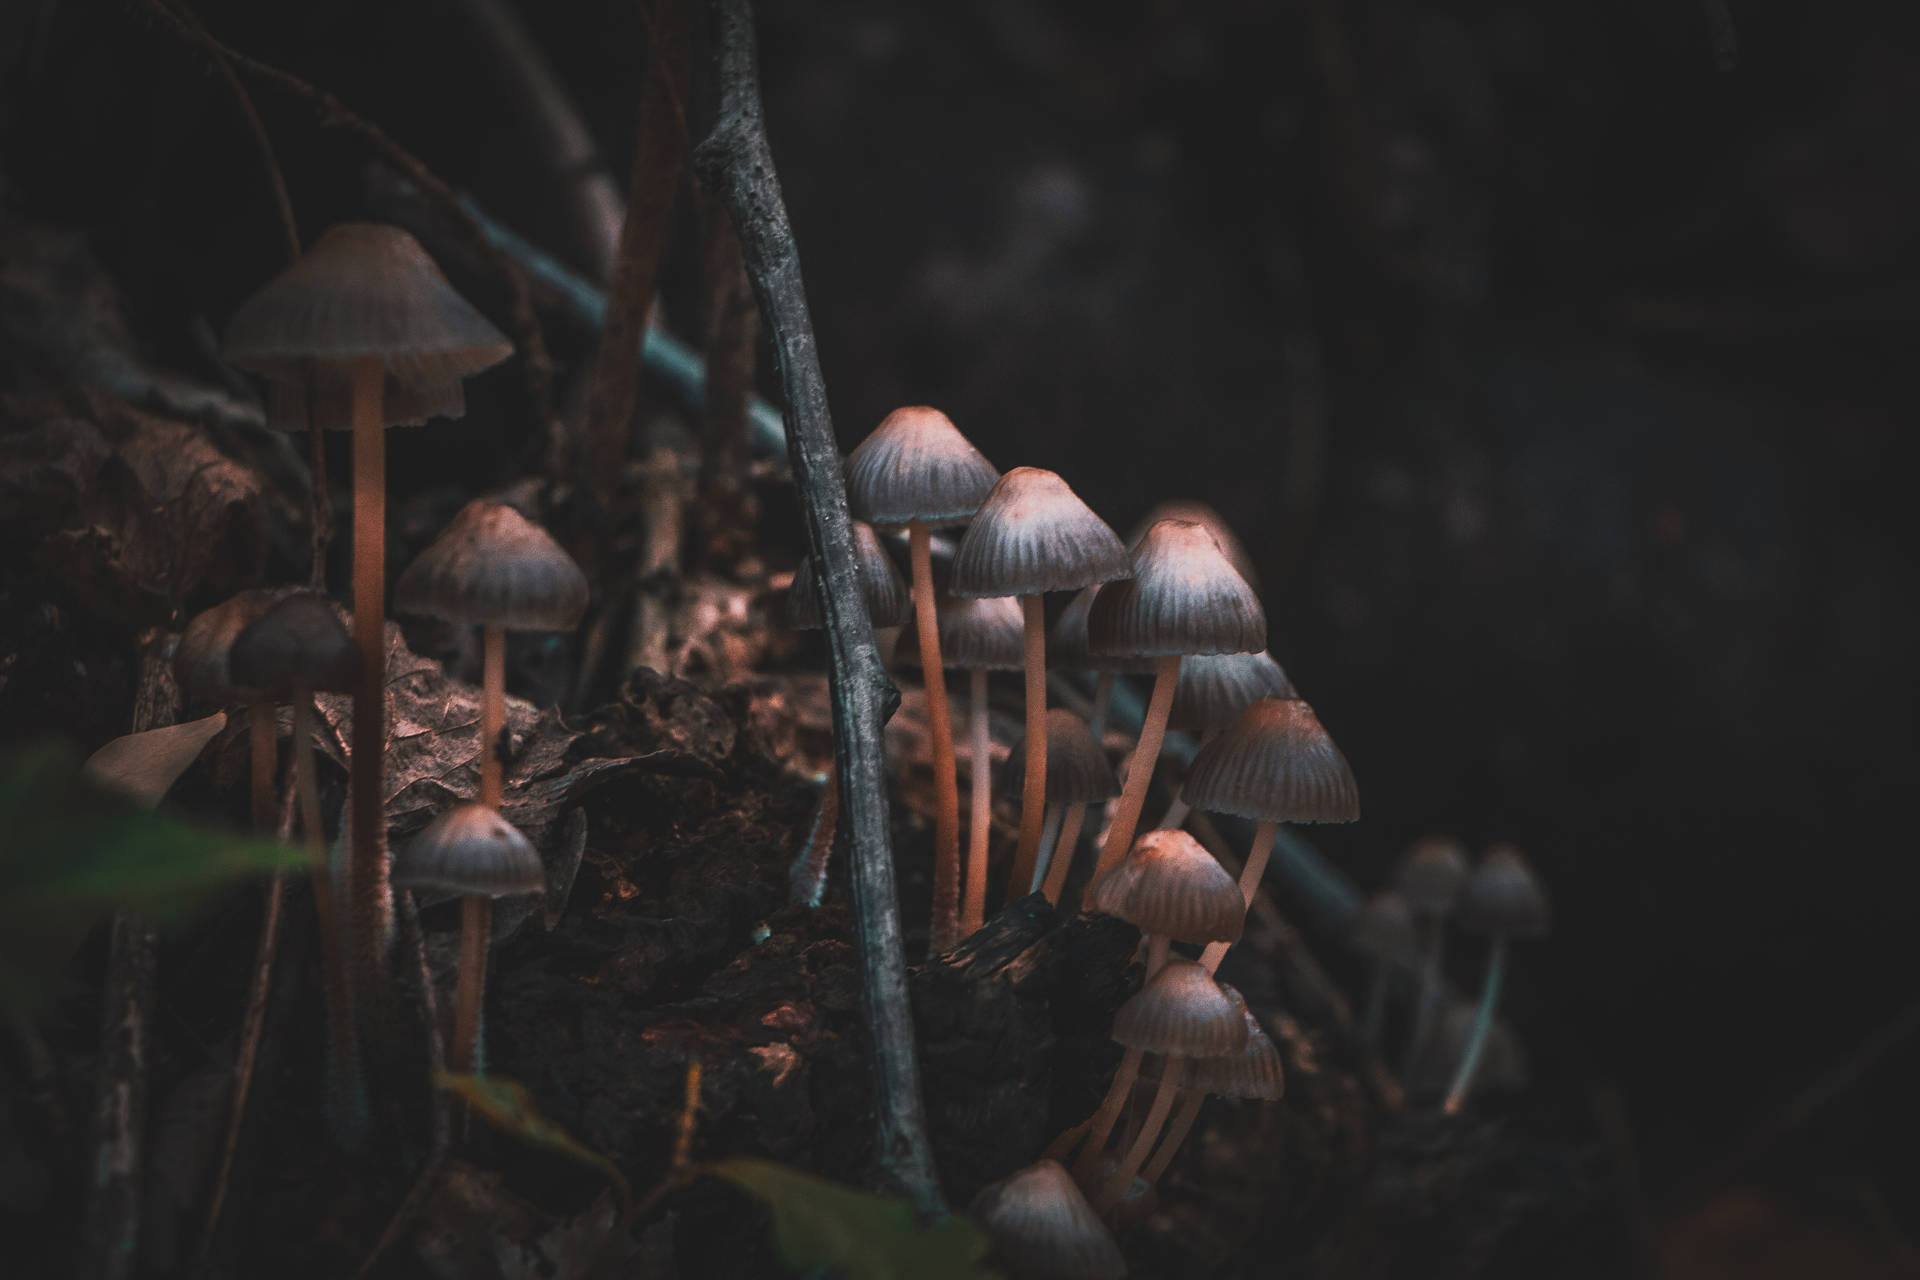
left=437, top=1072, right=632, bottom=1213
left=0, top=746, right=301, bottom=1010
left=706, top=1158, right=997, bottom=1280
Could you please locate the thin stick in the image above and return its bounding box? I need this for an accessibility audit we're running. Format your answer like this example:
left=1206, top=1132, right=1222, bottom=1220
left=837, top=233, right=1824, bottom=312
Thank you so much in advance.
left=1200, top=819, right=1279, bottom=975
left=690, top=0, right=941, bottom=1208
left=348, top=357, right=391, bottom=998
left=1009, top=596, right=1049, bottom=901
left=1442, top=936, right=1506, bottom=1114
left=1092, top=655, right=1180, bottom=882
left=480, top=625, right=505, bottom=810
left=1098, top=1057, right=1184, bottom=1210
left=909, top=520, right=961, bottom=953
left=451, top=896, right=491, bottom=1075
left=962, top=666, right=991, bottom=934
left=1070, top=1047, right=1144, bottom=1185
left=1140, top=1088, right=1205, bottom=1187
left=1039, top=802, right=1086, bottom=905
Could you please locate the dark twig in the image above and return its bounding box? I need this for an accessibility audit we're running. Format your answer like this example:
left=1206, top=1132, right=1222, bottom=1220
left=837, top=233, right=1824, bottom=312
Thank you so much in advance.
left=690, top=0, right=942, bottom=1213
left=694, top=187, right=759, bottom=567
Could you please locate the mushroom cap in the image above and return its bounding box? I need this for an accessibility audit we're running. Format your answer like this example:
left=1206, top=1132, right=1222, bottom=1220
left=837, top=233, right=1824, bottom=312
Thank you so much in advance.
left=174, top=588, right=289, bottom=707
left=948, top=467, right=1131, bottom=598
left=229, top=593, right=361, bottom=699
left=224, top=223, right=512, bottom=399
left=1086, top=829, right=1245, bottom=945
left=1047, top=585, right=1155, bottom=674
left=1168, top=650, right=1298, bottom=733
left=268, top=371, right=469, bottom=430
left=844, top=406, right=1000, bottom=528
left=786, top=522, right=911, bottom=630
left=1188, top=988, right=1285, bottom=1100
left=1112, top=958, right=1250, bottom=1057
left=393, top=500, right=587, bottom=631
left=1128, top=498, right=1259, bottom=593
left=1179, top=697, right=1359, bottom=824
left=391, top=803, right=543, bottom=897
left=1395, top=837, right=1470, bottom=914
left=1348, top=890, right=1417, bottom=959
left=1459, top=845, right=1551, bottom=939
left=969, top=1159, right=1126, bottom=1280
left=1087, top=519, right=1265, bottom=659
left=898, top=592, right=1025, bottom=671
left=1002, top=708, right=1117, bottom=805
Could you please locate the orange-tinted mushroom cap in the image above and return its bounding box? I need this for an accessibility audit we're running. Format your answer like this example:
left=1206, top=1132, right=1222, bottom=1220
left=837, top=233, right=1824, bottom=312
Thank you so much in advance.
left=1459, top=845, right=1551, bottom=939
left=1087, top=829, right=1245, bottom=945
left=1087, top=519, right=1264, bottom=659
left=394, top=500, right=587, bottom=632
left=1003, top=707, right=1117, bottom=806
left=1168, top=649, right=1298, bottom=733
left=229, top=593, right=360, bottom=699
left=1112, top=958, right=1250, bottom=1057
left=969, top=1158, right=1126, bottom=1280
left=844, top=406, right=1000, bottom=528
left=1180, top=697, right=1359, bottom=824
left=174, top=587, right=291, bottom=707
left=392, top=803, right=543, bottom=898
left=898, top=592, right=1025, bottom=671
left=1128, top=497, right=1259, bottom=593
left=948, top=467, right=1131, bottom=597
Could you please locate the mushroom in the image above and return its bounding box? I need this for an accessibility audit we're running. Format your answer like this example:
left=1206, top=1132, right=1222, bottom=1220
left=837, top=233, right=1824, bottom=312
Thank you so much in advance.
left=225, top=223, right=513, bottom=994
left=1394, top=836, right=1470, bottom=1073
left=1177, top=696, right=1359, bottom=974
left=899, top=593, right=1024, bottom=933
left=1126, top=498, right=1259, bottom=593
left=970, top=1158, right=1125, bottom=1280
left=1085, top=520, right=1264, bottom=886
left=175, top=588, right=289, bottom=833
left=1348, top=889, right=1416, bottom=1048
left=1002, top=708, right=1118, bottom=905
left=1443, top=845, right=1549, bottom=1113
left=393, top=500, right=587, bottom=812
left=1156, top=649, right=1298, bottom=831
left=845, top=407, right=1000, bottom=952
left=951, top=467, right=1131, bottom=945
left=391, top=803, right=543, bottom=1073
left=1070, top=833, right=1245, bottom=1183
left=1136, top=987, right=1283, bottom=1192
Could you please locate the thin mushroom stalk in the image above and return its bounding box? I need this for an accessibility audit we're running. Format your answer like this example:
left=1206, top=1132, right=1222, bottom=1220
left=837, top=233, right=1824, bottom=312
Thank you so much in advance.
left=1140, top=1086, right=1205, bottom=1187
left=1039, top=802, right=1088, bottom=904
left=1406, top=914, right=1448, bottom=1076
left=1092, top=654, right=1180, bottom=882
left=1069, top=1047, right=1144, bottom=1184
left=964, top=667, right=992, bottom=931
left=293, top=683, right=359, bottom=1121
left=347, top=355, right=391, bottom=996
left=1086, top=669, right=1115, bottom=742
left=787, top=765, right=838, bottom=907
left=1199, top=819, right=1280, bottom=975
left=480, top=623, right=505, bottom=810
left=451, top=896, right=490, bottom=1073
left=1443, top=936, right=1507, bottom=1114
left=1010, top=596, right=1049, bottom=903
left=1097, top=1057, right=1185, bottom=1211
left=1027, top=802, right=1064, bottom=896
left=908, top=520, right=963, bottom=952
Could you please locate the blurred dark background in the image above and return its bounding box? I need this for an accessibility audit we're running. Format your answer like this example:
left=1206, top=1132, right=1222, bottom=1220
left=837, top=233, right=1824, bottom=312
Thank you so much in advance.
left=6, top=0, right=1919, bottom=1264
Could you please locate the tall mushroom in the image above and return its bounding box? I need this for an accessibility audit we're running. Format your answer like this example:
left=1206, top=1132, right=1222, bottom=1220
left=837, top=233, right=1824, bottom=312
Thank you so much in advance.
left=1177, top=696, right=1360, bottom=974
left=845, top=407, right=1000, bottom=953
left=1156, top=649, right=1298, bottom=831
left=1003, top=708, right=1118, bottom=905
left=951, top=467, right=1131, bottom=937
left=393, top=500, right=587, bottom=812
left=1395, top=836, right=1470, bottom=1073
left=1136, top=987, right=1283, bottom=1193
left=225, top=223, right=513, bottom=998
left=1444, top=845, right=1550, bottom=1113
left=970, top=1158, right=1125, bottom=1280
left=1086, top=520, right=1265, bottom=885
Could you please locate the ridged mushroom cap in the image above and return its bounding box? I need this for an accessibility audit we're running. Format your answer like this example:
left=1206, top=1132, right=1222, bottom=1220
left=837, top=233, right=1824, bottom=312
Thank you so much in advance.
left=949, top=468, right=1131, bottom=597
left=1086, top=829, right=1245, bottom=945
left=1047, top=585, right=1155, bottom=674
left=394, top=500, right=587, bottom=631
left=1349, top=890, right=1417, bottom=959
left=1112, top=959, right=1250, bottom=1057
left=1188, top=988, right=1285, bottom=1100
left=844, top=406, right=1000, bottom=528
left=969, top=1159, right=1126, bottom=1280
left=229, top=594, right=361, bottom=699
left=1459, top=845, right=1551, bottom=939
left=174, top=588, right=289, bottom=707
left=1087, top=519, right=1264, bottom=659
left=1003, top=708, right=1117, bottom=805
left=1128, top=498, right=1259, bottom=593
left=786, top=522, right=911, bottom=630
left=898, top=593, right=1025, bottom=671
left=268, top=373, right=468, bottom=430
left=1395, top=837, right=1470, bottom=914
left=1180, top=697, right=1359, bottom=823
left=391, top=803, right=543, bottom=897
left=1168, top=650, right=1298, bottom=733
left=224, top=223, right=512, bottom=414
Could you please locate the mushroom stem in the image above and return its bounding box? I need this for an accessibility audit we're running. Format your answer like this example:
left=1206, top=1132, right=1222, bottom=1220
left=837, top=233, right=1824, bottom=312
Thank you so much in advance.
left=480, top=623, right=505, bottom=810
left=788, top=765, right=838, bottom=907
left=1039, top=802, right=1087, bottom=905
left=1098, top=1056, right=1185, bottom=1211
left=1145, top=932, right=1171, bottom=979
left=1009, top=595, right=1049, bottom=903
left=1140, top=1086, right=1205, bottom=1187
left=450, top=894, right=491, bottom=1074
left=1199, top=819, right=1279, bottom=975
left=963, top=666, right=991, bottom=933
left=347, top=355, right=391, bottom=994
left=294, top=686, right=358, bottom=1115
left=248, top=700, right=276, bottom=830
left=1406, top=911, right=1448, bottom=1077
left=1071, top=1046, right=1144, bottom=1184
left=1027, top=802, right=1064, bottom=896
left=1361, top=962, right=1391, bottom=1048
left=1086, top=669, right=1115, bottom=742
left=1155, top=729, right=1217, bottom=832
left=1443, top=935, right=1508, bottom=1114
left=1091, top=656, right=1181, bottom=883
left=908, top=519, right=962, bottom=952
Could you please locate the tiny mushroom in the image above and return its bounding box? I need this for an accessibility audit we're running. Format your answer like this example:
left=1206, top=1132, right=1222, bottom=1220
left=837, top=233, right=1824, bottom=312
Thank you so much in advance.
left=1002, top=708, right=1119, bottom=906
left=1394, top=836, right=1470, bottom=1072
left=1135, top=984, right=1283, bottom=1195
left=1157, top=649, right=1299, bottom=831
left=1348, top=889, right=1417, bottom=1048
left=970, top=1158, right=1125, bottom=1280
left=175, top=588, right=288, bottom=832
left=1443, top=845, right=1550, bottom=1113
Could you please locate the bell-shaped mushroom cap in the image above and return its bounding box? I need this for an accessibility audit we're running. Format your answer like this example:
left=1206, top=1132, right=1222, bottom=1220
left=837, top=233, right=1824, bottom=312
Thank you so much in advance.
left=1087, top=829, right=1245, bottom=944
left=899, top=593, right=1025, bottom=671
left=786, top=522, right=911, bottom=631
left=1087, top=519, right=1264, bottom=659
left=1395, top=837, right=1470, bottom=914
left=224, top=223, right=512, bottom=395
left=1112, top=959, right=1250, bottom=1057
left=269, top=372, right=469, bottom=430
left=394, top=500, right=587, bottom=631
left=948, top=468, right=1131, bottom=598
left=175, top=588, right=289, bottom=707
left=1047, top=585, right=1155, bottom=674
left=1128, top=498, right=1259, bottom=593
left=1003, top=708, right=1117, bottom=805
left=845, top=406, right=1000, bottom=529
left=1180, top=697, right=1359, bottom=824
left=391, top=803, right=543, bottom=897
left=1188, top=987, right=1285, bottom=1100
left=229, top=593, right=361, bottom=699
left=969, top=1159, right=1125, bottom=1280
left=1348, top=890, right=1417, bottom=960
left=1168, top=650, right=1298, bottom=733
left=1459, top=845, right=1551, bottom=939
